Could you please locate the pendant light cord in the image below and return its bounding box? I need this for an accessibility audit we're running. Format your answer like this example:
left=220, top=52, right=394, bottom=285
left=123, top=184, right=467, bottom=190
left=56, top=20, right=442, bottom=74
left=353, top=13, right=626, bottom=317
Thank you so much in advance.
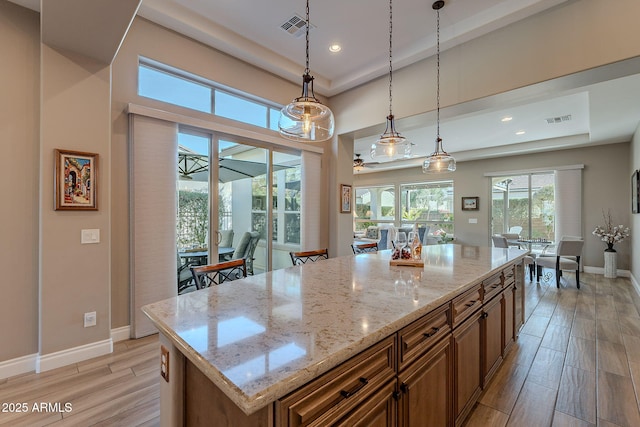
left=388, top=0, right=393, bottom=117
left=305, top=0, right=310, bottom=76
left=436, top=4, right=441, bottom=140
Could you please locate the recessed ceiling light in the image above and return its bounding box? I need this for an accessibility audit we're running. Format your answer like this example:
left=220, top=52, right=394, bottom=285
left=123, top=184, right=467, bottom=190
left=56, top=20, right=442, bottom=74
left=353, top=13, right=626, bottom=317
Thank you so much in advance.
left=329, top=44, right=342, bottom=53
left=501, top=116, right=513, bottom=122
left=515, top=130, right=525, bottom=135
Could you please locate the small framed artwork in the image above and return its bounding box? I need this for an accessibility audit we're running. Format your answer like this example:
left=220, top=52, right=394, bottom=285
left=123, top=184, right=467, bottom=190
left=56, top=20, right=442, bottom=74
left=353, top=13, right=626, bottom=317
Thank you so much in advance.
left=340, top=184, right=352, bottom=213
left=54, top=149, right=98, bottom=211
left=462, top=196, right=479, bottom=211
left=633, top=170, right=639, bottom=214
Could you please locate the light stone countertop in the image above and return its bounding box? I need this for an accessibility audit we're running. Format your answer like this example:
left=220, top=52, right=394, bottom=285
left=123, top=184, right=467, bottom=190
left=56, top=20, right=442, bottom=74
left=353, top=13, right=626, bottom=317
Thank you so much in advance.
left=142, top=244, right=526, bottom=415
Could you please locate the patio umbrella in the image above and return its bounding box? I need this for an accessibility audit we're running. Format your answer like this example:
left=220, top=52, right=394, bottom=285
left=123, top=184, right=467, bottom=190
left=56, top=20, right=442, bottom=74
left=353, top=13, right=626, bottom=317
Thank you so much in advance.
left=178, top=151, right=291, bottom=183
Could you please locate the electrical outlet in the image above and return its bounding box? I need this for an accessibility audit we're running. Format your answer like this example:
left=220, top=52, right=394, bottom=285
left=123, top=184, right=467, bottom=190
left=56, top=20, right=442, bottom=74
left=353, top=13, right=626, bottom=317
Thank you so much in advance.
left=84, top=311, right=97, bottom=327
left=160, top=345, right=170, bottom=382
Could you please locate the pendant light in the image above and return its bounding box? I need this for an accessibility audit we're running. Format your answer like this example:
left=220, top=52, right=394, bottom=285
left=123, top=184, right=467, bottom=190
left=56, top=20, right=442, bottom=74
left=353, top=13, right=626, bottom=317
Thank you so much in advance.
left=370, top=0, right=411, bottom=161
left=278, top=0, right=334, bottom=142
left=353, top=153, right=365, bottom=172
left=423, top=0, right=456, bottom=173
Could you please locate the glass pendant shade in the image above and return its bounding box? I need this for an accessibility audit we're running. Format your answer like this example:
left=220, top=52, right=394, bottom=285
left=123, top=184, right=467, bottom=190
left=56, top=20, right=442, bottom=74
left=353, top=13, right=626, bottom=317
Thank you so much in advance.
left=371, top=114, right=411, bottom=161
left=279, top=75, right=334, bottom=142
left=423, top=137, right=456, bottom=173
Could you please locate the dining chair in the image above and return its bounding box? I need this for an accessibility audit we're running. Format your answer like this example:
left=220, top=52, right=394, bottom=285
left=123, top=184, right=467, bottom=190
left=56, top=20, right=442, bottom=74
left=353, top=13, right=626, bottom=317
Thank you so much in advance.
left=289, top=248, right=329, bottom=265
left=190, top=258, right=247, bottom=290
left=351, top=242, right=378, bottom=254
left=492, top=235, right=535, bottom=281
left=536, top=239, right=584, bottom=288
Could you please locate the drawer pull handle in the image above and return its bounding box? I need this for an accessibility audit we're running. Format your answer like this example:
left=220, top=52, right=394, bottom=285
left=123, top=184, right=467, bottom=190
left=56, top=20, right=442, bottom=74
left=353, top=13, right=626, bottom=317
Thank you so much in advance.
left=481, top=312, right=489, bottom=319
left=340, top=377, right=368, bottom=399
left=465, top=301, right=476, bottom=308
left=423, top=327, right=440, bottom=338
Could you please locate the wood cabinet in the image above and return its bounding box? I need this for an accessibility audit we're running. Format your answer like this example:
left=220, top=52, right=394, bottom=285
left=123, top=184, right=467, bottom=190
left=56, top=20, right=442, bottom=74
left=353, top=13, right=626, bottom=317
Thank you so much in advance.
left=453, top=310, right=482, bottom=427
left=481, top=293, right=503, bottom=387
left=503, top=282, right=515, bottom=355
left=277, top=336, right=396, bottom=426
left=397, top=336, right=452, bottom=427
left=335, top=380, right=397, bottom=427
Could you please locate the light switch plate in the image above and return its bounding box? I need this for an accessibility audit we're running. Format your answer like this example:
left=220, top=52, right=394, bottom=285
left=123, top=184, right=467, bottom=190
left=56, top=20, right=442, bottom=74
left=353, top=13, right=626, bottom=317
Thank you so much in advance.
left=81, top=229, right=100, bottom=244
left=469, top=218, right=478, bottom=224
left=160, top=345, right=170, bottom=382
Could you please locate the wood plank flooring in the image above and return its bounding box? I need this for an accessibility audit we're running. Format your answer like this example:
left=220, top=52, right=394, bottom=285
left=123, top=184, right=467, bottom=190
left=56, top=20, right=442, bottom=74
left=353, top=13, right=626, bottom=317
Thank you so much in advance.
left=465, top=272, right=640, bottom=427
left=0, top=334, right=160, bottom=426
left=1, top=272, right=639, bottom=426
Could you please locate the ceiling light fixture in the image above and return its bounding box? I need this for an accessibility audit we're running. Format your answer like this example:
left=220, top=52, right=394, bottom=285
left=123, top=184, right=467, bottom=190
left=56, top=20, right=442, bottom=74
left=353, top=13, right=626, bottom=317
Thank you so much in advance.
left=516, top=130, right=525, bottom=135
left=423, top=0, right=456, bottom=174
left=371, top=0, right=411, bottom=161
left=329, top=44, right=342, bottom=53
left=353, top=153, right=365, bottom=172
left=501, top=116, right=513, bottom=122
left=278, top=0, right=334, bottom=142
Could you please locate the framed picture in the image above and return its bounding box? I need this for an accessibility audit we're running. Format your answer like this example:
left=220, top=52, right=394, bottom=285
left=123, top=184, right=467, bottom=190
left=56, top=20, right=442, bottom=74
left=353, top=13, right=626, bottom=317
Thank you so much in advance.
left=633, top=170, right=640, bottom=214
left=462, top=196, right=479, bottom=211
left=54, top=149, right=98, bottom=211
left=340, top=184, right=352, bottom=213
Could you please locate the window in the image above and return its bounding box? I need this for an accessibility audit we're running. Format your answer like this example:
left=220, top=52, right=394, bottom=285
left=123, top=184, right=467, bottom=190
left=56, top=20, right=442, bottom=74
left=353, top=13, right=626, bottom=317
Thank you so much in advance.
left=490, top=173, right=555, bottom=240
left=139, top=64, right=211, bottom=113
left=354, top=186, right=396, bottom=231
left=138, top=59, right=281, bottom=130
left=400, top=181, right=454, bottom=235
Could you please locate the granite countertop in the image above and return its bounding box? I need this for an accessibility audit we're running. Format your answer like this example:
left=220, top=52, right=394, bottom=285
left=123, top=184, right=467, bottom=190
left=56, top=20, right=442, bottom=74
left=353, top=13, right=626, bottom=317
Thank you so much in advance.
left=142, top=244, right=526, bottom=415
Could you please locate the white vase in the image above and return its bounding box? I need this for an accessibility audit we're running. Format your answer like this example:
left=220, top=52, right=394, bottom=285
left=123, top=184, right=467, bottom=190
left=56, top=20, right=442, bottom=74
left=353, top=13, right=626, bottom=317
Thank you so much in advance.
left=604, top=251, right=617, bottom=278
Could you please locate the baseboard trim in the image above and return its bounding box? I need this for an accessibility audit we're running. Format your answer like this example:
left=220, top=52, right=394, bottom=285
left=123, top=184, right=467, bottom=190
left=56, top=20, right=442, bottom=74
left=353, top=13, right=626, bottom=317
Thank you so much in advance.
left=36, top=339, right=113, bottom=373
left=0, top=353, right=37, bottom=380
left=111, top=325, right=131, bottom=342
left=583, top=266, right=630, bottom=277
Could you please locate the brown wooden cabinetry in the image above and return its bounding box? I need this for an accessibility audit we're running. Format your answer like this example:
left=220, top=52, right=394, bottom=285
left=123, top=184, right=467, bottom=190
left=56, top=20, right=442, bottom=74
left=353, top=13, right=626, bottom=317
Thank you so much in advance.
left=335, top=380, right=397, bottom=427
left=397, top=336, right=452, bottom=427
left=503, top=282, right=515, bottom=355
left=481, top=293, right=503, bottom=387
left=453, top=310, right=482, bottom=426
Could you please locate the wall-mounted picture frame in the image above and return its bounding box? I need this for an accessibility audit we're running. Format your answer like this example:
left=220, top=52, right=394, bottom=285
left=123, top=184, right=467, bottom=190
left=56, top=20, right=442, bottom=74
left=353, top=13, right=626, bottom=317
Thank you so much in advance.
left=340, top=184, right=352, bottom=213
left=54, top=149, right=98, bottom=211
left=633, top=170, right=639, bottom=214
left=461, top=196, right=479, bottom=211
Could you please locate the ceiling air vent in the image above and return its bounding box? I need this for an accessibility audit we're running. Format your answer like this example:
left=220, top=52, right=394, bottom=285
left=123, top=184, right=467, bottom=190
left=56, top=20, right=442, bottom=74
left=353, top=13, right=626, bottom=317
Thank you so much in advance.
left=545, top=115, right=572, bottom=124
left=280, top=14, right=315, bottom=38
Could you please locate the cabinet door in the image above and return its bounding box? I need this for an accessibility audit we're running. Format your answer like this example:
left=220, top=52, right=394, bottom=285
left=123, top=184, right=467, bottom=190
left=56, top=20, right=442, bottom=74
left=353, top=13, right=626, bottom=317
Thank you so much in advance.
left=398, top=337, right=451, bottom=427
left=334, top=380, right=397, bottom=427
left=482, top=294, right=503, bottom=387
left=453, top=311, right=482, bottom=427
left=514, top=262, right=525, bottom=333
left=503, top=283, right=515, bottom=356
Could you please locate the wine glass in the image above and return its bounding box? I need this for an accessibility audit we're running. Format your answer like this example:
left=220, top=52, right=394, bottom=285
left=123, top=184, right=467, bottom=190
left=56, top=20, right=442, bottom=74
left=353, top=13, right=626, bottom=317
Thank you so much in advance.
left=395, top=232, right=407, bottom=248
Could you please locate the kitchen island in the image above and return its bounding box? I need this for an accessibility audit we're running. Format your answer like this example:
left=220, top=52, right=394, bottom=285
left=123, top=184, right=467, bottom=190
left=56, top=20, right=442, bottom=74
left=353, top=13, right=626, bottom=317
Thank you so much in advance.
left=143, top=244, right=527, bottom=426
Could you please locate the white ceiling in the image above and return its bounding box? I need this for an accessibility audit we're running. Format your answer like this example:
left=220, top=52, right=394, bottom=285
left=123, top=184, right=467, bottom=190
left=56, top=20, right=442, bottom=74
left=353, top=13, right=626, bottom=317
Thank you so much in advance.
left=12, top=0, right=640, bottom=172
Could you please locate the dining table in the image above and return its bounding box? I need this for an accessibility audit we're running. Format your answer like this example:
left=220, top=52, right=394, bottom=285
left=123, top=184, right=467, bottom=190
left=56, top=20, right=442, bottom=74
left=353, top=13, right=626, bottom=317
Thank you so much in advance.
left=179, top=247, right=235, bottom=265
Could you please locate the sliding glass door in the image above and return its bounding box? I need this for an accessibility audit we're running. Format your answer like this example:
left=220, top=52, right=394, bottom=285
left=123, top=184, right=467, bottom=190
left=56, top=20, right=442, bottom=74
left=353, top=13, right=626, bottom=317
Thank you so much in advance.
left=491, top=173, right=555, bottom=240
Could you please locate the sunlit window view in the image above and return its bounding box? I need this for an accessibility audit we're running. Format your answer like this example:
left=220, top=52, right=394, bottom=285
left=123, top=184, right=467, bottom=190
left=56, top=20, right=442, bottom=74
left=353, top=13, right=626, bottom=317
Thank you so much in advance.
left=139, top=59, right=303, bottom=291
left=491, top=173, right=555, bottom=240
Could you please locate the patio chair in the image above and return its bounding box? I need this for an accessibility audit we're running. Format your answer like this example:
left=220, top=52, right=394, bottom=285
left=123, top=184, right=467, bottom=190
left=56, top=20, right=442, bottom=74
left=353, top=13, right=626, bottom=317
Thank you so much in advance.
left=177, top=252, right=195, bottom=293
left=227, top=231, right=261, bottom=275
left=190, top=258, right=247, bottom=289
left=290, top=249, right=329, bottom=265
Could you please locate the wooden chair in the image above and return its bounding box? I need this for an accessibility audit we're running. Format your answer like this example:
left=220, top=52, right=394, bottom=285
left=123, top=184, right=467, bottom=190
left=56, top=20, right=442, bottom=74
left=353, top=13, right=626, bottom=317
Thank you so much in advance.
left=351, top=242, right=378, bottom=254
left=536, top=239, right=584, bottom=288
left=289, top=249, right=329, bottom=265
left=190, top=258, right=247, bottom=290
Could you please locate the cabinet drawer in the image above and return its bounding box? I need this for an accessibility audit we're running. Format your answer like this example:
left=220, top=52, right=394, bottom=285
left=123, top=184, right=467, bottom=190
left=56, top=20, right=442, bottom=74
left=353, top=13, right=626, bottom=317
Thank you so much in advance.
left=277, top=335, right=396, bottom=427
left=503, top=265, right=516, bottom=286
left=452, top=284, right=482, bottom=328
left=398, top=303, right=451, bottom=370
left=482, top=272, right=503, bottom=302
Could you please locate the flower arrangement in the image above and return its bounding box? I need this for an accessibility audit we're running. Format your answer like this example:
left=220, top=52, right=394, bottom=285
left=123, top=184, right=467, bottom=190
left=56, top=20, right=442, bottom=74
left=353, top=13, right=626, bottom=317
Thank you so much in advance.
left=592, top=210, right=630, bottom=252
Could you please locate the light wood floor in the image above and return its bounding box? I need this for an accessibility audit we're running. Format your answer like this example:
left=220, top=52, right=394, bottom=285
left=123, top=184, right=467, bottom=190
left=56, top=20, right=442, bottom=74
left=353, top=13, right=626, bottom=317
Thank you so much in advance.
left=1, top=272, right=639, bottom=426
left=465, top=272, right=640, bottom=427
